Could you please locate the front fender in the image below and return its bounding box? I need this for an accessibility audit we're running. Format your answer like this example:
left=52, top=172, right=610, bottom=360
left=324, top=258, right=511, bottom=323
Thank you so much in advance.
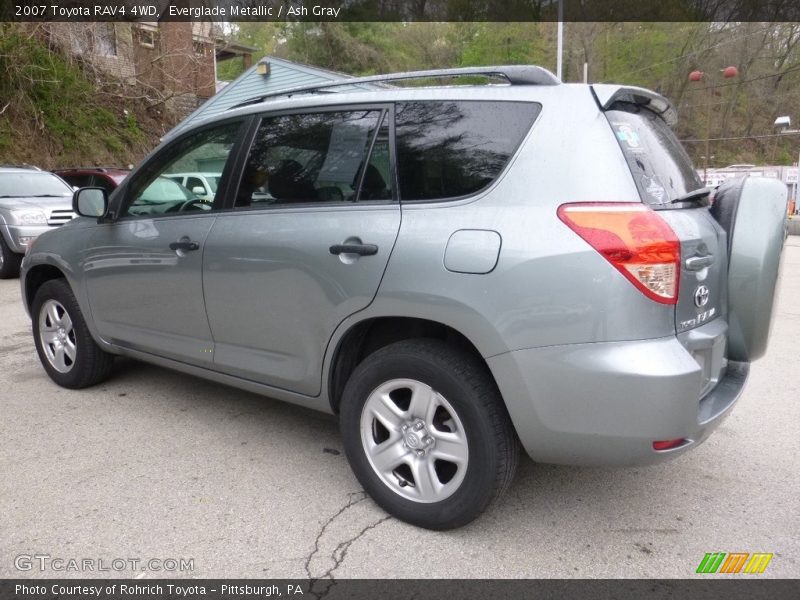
left=20, top=220, right=108, bottom=350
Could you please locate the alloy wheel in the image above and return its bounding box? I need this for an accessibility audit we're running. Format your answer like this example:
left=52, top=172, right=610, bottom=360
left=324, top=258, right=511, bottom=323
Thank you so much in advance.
left=360, top=378, right=469, bottom=503
left=38, top=299, right=77, bottom=373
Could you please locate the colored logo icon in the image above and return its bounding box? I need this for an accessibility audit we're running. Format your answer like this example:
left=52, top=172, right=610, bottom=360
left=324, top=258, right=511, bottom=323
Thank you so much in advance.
left=696, top=552, right=773, bottom=574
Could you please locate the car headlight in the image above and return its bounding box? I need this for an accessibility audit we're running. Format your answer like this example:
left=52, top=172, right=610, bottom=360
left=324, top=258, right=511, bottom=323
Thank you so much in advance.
left=11, top=209, right=48, bottom=225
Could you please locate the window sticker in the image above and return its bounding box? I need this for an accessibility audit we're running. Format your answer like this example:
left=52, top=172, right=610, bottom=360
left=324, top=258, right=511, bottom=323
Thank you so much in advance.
left=642, top=175, right=667, bottom=203
left=613, top=122, right=642, bottom=150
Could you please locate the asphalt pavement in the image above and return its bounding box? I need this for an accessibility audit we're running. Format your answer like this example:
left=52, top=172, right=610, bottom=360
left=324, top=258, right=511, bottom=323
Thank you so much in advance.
left=1, top=239, right=799, bottom=579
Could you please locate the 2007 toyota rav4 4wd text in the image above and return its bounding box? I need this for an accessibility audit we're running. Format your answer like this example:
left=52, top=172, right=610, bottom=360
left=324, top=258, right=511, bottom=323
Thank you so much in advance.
left=21, top=66, right=787, bottom=530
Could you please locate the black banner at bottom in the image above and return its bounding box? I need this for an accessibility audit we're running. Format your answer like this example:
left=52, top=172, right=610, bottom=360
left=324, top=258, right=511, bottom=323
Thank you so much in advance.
left=1, top=579, right=799, bottom=600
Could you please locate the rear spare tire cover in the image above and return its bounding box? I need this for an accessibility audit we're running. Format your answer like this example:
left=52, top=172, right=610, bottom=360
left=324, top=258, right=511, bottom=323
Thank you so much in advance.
left=711, top=177, right=788, bottom=362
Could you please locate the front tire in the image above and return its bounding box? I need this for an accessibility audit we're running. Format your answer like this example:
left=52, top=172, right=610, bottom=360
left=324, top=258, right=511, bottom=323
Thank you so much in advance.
left=32, top=279, right=114, bottom=389
left=0, top=236, right=22, bottom=279
left=340, top=339, right=519, bottom=530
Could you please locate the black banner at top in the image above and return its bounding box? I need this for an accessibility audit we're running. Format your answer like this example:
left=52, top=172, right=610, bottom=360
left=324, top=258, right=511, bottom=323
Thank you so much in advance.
left=2, top=0, right=800, bottom=22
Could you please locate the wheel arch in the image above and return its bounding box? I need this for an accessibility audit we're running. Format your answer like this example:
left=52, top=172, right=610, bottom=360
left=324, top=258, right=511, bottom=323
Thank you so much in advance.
left=24, top=264, right=68, bottom=313
left=327, top=316, right=499, bottom=414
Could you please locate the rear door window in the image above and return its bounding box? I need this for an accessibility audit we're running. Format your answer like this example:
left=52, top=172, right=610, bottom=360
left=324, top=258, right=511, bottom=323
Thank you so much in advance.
left=394, top=101, right=540, bottom=201
left=606, top=103, right=703, bottom=206
left=235, top=110, right=385, bottom=208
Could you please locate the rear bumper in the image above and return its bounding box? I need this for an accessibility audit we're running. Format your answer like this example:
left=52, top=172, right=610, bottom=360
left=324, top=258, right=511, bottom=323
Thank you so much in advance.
left=488, top=322, right=748, bottom=466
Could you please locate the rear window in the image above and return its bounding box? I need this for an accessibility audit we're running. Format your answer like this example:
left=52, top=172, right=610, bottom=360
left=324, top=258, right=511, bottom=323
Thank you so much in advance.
left=607, top=103, right=702, bottom=206
left=395, top=101, right=540, bottom=201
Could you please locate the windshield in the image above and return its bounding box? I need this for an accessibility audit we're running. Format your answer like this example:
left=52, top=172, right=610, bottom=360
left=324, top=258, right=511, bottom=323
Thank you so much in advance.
left=0, top=172, right=72, bottom=197
left=139, top=177, right=195, bottom=203
left=606, top=103, right=702, bottom=205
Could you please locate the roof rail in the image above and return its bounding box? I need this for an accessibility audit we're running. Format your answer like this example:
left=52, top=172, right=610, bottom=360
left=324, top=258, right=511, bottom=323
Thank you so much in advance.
left=53, top=167, right=121, bottom=173
left=228, top=65, right=560, bottom=111
left=0, top=163, right=41, bottom=171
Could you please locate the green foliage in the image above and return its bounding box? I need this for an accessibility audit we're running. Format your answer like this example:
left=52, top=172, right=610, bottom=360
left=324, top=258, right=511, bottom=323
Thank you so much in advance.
left=456, top=23, right=551, bottom=67
left=124, top=111, right=145, bottom=142
left=0, top=24, right=145, bottom=162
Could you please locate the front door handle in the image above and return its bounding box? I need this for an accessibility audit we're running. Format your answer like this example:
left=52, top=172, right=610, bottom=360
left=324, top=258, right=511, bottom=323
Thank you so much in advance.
left=169, top=238, right=199, bottom=252
left=329, top=243, right=378, bottom=256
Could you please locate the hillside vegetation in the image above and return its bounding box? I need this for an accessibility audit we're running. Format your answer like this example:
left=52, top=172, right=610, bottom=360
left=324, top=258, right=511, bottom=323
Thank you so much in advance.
left=0, top=24, right=173, bottom=169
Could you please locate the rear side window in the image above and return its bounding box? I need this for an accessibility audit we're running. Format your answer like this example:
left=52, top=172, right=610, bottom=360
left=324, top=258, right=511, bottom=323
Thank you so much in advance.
left=235, top=110, right=384, bottom=208
left=395, top=101, right=540, bottom=201
left=606, top=103, right=703, bottom=206
left=59, top=174, right=93, bottom=188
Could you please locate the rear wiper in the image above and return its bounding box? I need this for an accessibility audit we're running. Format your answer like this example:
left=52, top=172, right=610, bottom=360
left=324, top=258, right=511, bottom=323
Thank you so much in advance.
left=669, top=187, right=712, bottom=204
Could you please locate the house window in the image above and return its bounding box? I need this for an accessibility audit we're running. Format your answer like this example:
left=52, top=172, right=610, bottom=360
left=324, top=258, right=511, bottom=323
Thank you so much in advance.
left=138, top=28, right=156, bottom=49
left=95, top=23, right=117, bottom=57
left=193, top=40, right=206, bottom=56
left=68, top=23, right=116, bottom=57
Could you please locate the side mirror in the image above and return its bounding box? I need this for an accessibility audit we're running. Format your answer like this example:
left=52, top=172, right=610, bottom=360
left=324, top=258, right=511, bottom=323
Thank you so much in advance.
left=191, top=186, right=206, bottom=196
left=73, top=187, right=108, bottom=220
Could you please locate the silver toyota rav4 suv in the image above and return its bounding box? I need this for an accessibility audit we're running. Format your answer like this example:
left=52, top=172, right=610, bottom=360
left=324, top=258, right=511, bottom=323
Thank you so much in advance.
left=20, top=67, right=787, bottom=529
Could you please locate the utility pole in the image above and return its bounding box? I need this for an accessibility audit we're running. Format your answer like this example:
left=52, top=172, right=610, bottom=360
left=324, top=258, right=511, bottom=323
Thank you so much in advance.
left=556, top=0, right=564, bottom=80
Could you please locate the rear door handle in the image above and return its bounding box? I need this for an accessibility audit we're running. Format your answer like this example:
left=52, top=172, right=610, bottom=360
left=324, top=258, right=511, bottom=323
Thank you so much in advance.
left=169, top=238, right=199, bottom=252
left=685, top=254, right=714, bottom=271
left=329, top=243, right=378, bottom=256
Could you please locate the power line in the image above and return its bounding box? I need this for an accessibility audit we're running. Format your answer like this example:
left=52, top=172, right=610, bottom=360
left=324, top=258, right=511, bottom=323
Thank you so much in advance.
left=678, top=86, right=800, bottom=110
left=680, top=131, right=800, bottom=143
left=600, top=24, right=774, bottom=83
left=684, top=63, right=800, bottom=93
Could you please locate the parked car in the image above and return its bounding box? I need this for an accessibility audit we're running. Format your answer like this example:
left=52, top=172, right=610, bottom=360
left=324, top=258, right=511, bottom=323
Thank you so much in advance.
left=53, top=167, right=129, bottom=195
left=0, top=166, right=75, bottom=278
left=163, top=172, right=221, bottom=203
left=20, top=66, right=788, bottom=529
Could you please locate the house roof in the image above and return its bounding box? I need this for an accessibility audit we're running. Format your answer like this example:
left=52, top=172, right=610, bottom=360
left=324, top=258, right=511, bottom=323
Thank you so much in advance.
left=215, top=41, right=258, bottom=62
left=165, top=56, right=361, bottom=140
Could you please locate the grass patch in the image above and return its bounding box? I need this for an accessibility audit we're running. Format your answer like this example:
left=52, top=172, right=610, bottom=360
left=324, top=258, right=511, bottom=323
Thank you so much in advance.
left=0, top=25, right=153, bottom=164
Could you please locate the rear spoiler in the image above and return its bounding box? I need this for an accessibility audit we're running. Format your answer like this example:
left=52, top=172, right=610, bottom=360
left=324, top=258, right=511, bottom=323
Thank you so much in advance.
left=591, top=84, right=677, bottom=126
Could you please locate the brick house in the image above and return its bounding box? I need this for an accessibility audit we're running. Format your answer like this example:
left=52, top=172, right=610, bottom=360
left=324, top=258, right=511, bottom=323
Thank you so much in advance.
left=51, top=21, right=252, bottom=117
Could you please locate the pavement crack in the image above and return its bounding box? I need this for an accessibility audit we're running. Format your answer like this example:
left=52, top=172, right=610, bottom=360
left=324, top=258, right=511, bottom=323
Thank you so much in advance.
left=303, top=491, right=367, bottom=580
left=303, top=490, right=392, bottom=597
left=321, top=515, right=392, bottom=580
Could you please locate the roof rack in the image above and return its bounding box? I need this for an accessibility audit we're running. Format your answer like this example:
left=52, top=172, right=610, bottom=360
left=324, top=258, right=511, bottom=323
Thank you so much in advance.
left=53, top=167, right=128, bottom=173
left=228, top=65, right=560, bottom=111
left=0, top=164, right=41, bottom=171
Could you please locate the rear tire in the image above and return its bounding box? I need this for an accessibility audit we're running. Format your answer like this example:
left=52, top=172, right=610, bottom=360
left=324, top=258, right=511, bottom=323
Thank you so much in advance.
left=32, top=279, right=114, bottom=389
left=0, top=236, right=22, bottom=279
left=339, top=339, right=519, bottom=530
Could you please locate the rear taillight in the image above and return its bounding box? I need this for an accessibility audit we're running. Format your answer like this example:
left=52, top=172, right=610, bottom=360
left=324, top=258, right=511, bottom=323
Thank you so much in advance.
left=557, top=203, right=680, bottom=304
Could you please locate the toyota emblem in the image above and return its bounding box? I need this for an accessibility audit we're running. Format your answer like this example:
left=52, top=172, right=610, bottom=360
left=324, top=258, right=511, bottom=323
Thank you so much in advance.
left=694, top=285, right=710, bottom=308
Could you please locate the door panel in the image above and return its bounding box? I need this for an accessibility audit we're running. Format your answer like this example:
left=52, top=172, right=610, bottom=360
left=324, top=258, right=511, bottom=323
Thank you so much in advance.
left=83, top=120, right=244, bottom=364
left=84, top=215, right=216, bottom=364
left=203, top=206, right=400, bottom=395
